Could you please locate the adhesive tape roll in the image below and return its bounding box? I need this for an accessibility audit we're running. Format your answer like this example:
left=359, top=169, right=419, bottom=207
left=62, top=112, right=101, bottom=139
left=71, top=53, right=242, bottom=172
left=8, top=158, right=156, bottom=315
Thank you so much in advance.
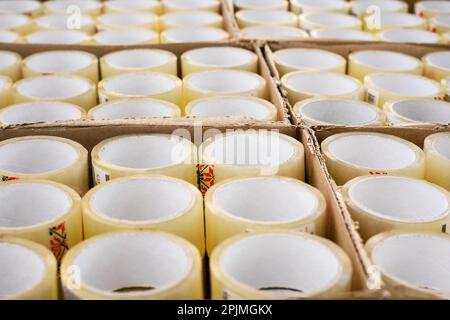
left=424, top=132, right=450, bottom=191
left=294, top=98, right=385, bottom=126
left=363, top=13, right=426, bottom=32
left=364, top=73, right=444, bottom=108
left=240, top=25, right=309, bottom=40
left=234, top=0, right=288, bottom=11
left=103, top=0, right=162, bottom=14
left=44, top=0, right=103, bottom=17
left=348, top=50, right=423, bottom=82
left=82, top=175, right=204, bottom=253
left=321, top=132, right=425, bottom=185
left=210, top=231, right=352, bottom=299
left=96, top=12, right=159, bottom=32
left=0, top=0, right=42, bottom=17
left=205, top=176, right=326, bottom=254
left=0, top=136, right=89, bottom=195
left=160, top=11, right=223, bottom=30
left=13, top=75, right=97, bottom=111
left=281, top=71, right=364, bottom=105
left=60, top=231, right=203, bottom=299
left=22, top=50, right=99, bottom=83
left=25, top=30, right=91, bottom=45
left=100, top=49, right=177, bottom=78
left=0, top=101, right=86, bottom=125
left=429, top=15, right=450, bottom=34
left=0, top=50, right=22, bottom=82
left=0, top=14, right=31, bottom=35
left=0, top=75, right=12, bottom=108
left=291, top=0, right=350, bottom=15
left=365, top=231, right=450, bottom=298
left=444, top=76, right=450, bottom=100
left=383, top=98, right=450, bottom=125
left=343, top=175, right=450, bottom=240
left=422, top=51, right=450, bottom=82
left=160, top=27, right=228, bottom=44
left=0, top=180, right=83, bottom=263
left=350, top=0, right=408, bottom=17
left=93, top=28, right=159, bottom=46
left=0, top=236, right=57, bottom=300
left=88, top=98, right=181, bottom=120
left=415, top=1, right=450, bottom=18
left=91, top=134, right=197, bottom=185
left=310, top=28, right=376, bottom=41
left=162, top=0, right=220, bottom=13
left=377, top=29, right=442, bottom=44
left=98, top=72, right=182, bottom=105
left=181, top=46, right=258, bottom=77
left=236, top=10, right=298, bottom=28
left=32, top=14, right=96, bottom=34
left=0, top=31, right=21, bottom=43
left=299, top=12, right=362, bottom=31
left=273, top=48, right=346, bottom=76
left=445, top=31, right=450, bottom=43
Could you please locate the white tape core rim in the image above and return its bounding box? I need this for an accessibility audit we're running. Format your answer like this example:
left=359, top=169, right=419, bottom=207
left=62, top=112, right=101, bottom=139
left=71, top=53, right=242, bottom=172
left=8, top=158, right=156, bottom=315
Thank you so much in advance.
left=432, top=15, right=450, bottom=28
left=241, top=26, right=308, bottom=39
left=98, top=12, right=157, bottom=26
left=293, top=0, right=348, bottom=11
left=425, top=51, right=450, bottom=71
left=380, top=29, right=441, bottom=43
left=377, top=13, right=424, bottom=28
left=417, top=1, right=450, bottom=13
left=0, top=243, right=45, bottom=298
left=0, top=51, right=19, bottom=69
left=237, top=10, right=296, bottom=25
left=221, top=234, right=340, bottom=297
left=0, top=182, right=72, bottom=229
left=235, top=0, right=288, bottom=10
left=95, top=29, right=156, bottom=45
left=390, top=99, right=450, bottom=124
left=213, top=177, right=319, bottom=224
left=164, top=0, right=218, bottom=10
left=162, top=11, right=222, bottom=26
left=0, top=14, right=29, bottom=29
left=92, top=99, right=178, bottom=120
left=0, top=31, right=19, bottom=43
left=0, top=0, right=40, bottom=14
left=162, top=27, right=227, bottom=42
left=35, top=14, right=93, bottom=30
left=274, top=48, right=344, bottom=71
left=17, top=75, right=91, bottom=99
left=432, top=134, right=450, bottom=160
left=99, top=135, right=191, bottom=169
left=352, top=50, right=420, bottom=71
left=27, top=30, right=88, bottom=44
left=104, top=49, right=174, bottom=70
left=187, top=70, right=262, bottom=94
left=90, top=178, right=194, bottom=224
left=348, top=176, right=449, bottom=222
left=46, top=0, right=100, bottom=13
left=285, top=72, right=360, bottom=96
left=103, top=73, right=177, bottom=96
left=105, top=0, right=160, bottom=11
left=371, top=233, right=450, bottom=292
left=311, top=28, right=376, bottom=41
left=183, top=47, right=256, bottom=68
left=327, top=134, right=417, bottom=170
left=302, top=12, right=361, bottom=28
left=71, top=233, right=192, bottom=296
left=369, top=73, right=440, bottom=96
left=26, top=51, right=94, bottom=73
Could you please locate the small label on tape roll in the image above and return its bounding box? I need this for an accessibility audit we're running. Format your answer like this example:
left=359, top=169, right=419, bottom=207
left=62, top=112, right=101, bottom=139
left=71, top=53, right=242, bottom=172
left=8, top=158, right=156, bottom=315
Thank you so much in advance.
left=197, top=164, right=215, bottom=196
left=93, top=165, right=110, bottom=185
left=366, top=88, right=379, bottom=106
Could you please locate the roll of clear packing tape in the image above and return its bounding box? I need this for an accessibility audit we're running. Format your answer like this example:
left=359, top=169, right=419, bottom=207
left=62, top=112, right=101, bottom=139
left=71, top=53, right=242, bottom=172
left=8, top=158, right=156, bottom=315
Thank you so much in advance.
left=0, top=136, right=89, bottom=195
left=281, top=71, right=364, bottom=105
left=311, top=28, right=377, bottom=41
left=210, top=232, right=352, bottom=299
left=98, top=72, right=182, bottom=105
left=0, top=31, right=21, bottom=44
left=294, top=98, right=385, bottom=126
left=60, top=231, right=203, bottom=299
left=422, top=51, right=450, bottom=82
left=299, top=12, right=362, bottom=31
left=181, top=47, right=258, bottom=77
left=91, top=134, right=197, bottom=185
left=0, top=101, right=86, bottom=125
left=0, top=237, right=57, bottom=300
left=44, top=0, right=103, bottom=17
left=415, top=1, right=450, bottom=18
left=0, top=0, right=42, bottom=17
left=101, top=49, right=177, bottom=78
left=366, top=231, right=450, bottom=298
left=424, top=132, right=450, bottom=191
left=96, top=12, right=158, bottom=32
left=351, top=0, right=408, bottom=17
left=444, top=77, right=450, bottom=100
left=377, top=29, right=442, bottom=44
left=429, top=14, right=450, bottom=34
left=25, top=30, right=91, bottom=45
left=236, top=10, right=298, bottom=28
left=13, top=75, right=97, bottom=111
left=364, top=73, right=444, bottom=108
left=240, top=26, right=309, bottom=40
left=160, top=27, right=228, bottom=44
left=0, top=51, right=21, bottom=82
left=291, top=0, right=350, bottom=15
left=273, top=48, right=346, bottom=76
left=383, top=98, right=450, bottom=125
left=363, top=13, right=426, bottom=32
left=103, top=0, right=162, bottom=14
left=234, top=0, right=288, bottom=11
left=160, top=11, right=223, bottom=30
left=205, top=176, right=326, bottom=254
left=321, top=132, right=425, bottom=185
left=343, top=175, right=450, bottom=240
left=162, top=0, right=220, bottom=13
left=88, top=98, right=181, bottom=120
left=22, top=50, right=99, bottom=83
left=0, top=75, right=12, bottom=109
left=33, top=14, right=96, bottom=34
left=0, top=180, right=83, bottom=262
left=348, top=50, right=423, bottom=82
left=93, top=28, right=158, bottom=46
left=0, top=14, right=31, bottom=35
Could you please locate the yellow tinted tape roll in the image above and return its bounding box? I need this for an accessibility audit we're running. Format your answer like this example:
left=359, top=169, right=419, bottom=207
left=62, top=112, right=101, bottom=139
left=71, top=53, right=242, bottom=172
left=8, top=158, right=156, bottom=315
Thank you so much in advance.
left=162, top=0, right=220, bottom=13
left=444, top=77, right=450, bottom=101
left=424, top=132, right=450, bottom=191
left=0, top=75, right=12, bottom=108
left=160, top=27, right=228, bottom=44
left=96, top=12, right=159, bottom=32
left=60, top=231, right=203, bottom=299
left=363, top=13, right=426, bottom=32
left=91, top=134, right=197, bottom=186
left=0, top=14, right=31, bottom=35
left=0, top=136, right=89, bottom=195
left=25, top=30, right=91, bottom=45
left=422, top=51, right=450, bottom=82
left=350, top=0, right=408, bottom=17
left=322, top=132, right=425, bottom=185
left=160, top=11, right=223, bottom=30
left=100, top=49, right=177, bottom=78
left=0, top=236, right=58, bottom=300
left=82, top=175, right=205, bottom=253
left=205, top=176, right=326, bottom=254
left=383, top=98, right=450, bottom=125
left=44, top=0, right=103, bottom=17
left=0, top=180, right=83, bottom=263
left=429, top=15, right=450, bottom=34
left=22, top=50, right=99, bottom=83
left=0, top=0, right=42, bottom=17
left=0, top=30, right=21, bottom=43
left=343, top=175, right=450, bottom=240
left=240, top=25, right=309, bottom=40
left=236, top=9, right=298, bottom=28
left=377, top=28, right=443, bottom=44
left=31, top=14, right=96, bottom=35
left=93, top=28, right=159, bottom=46
left=0, top=51, right=21, bottom=82
left=210, top=231, right=352, bottom=299
left=291, top=0, right=350, bottom=14
left=415, top=1, right=450, bottom=18
left=103, top=0, right=162, bottom=14
left=299, top=12, right=362, bottom=31
left=235, top=0, right=288, bottom=11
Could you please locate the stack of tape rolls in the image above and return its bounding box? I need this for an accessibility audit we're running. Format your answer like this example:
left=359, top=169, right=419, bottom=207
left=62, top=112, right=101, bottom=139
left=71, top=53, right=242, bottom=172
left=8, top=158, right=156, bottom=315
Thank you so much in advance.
left=310, top=28, right=376, bottom=41
left=98, top=72, right=182, bottom=105
left=180, top=47, right=258, bottom=77
left=234, top=0, right=288, bottom=11
left=160, top=27, right=228, bottom=44
left=103, top=0, right=162, bottom=14
left=44, top=0, right=102, bottom=17
left=82, top=175, right=204, bottom=253
left=93, top=29, right=158, bottom=45
left=0, top=101, right=86, bottom=125
left=240, top=26, right=308, bottom=40
left=88, top=98, right=181, bottom=120
left=22, top=51, right=99, bottom=82
left=235, top=10, right=298, bottom=28
left=363, top=13, right=426, bottom=32
left=0, top=237, right=57, bottom=300
left=291, top=0, right=350, bottom=14
left=32, top=14, right=96, bottom=34
left=429, top=15, right=450, bottom=34
left=0, top=51, right=21, bottom=82
left=299, top=12, right=362, bottom=31
left=60, top=231, right=203, bottom=299
left=383, top=99, right=450, bottom=125
left=415, top=1, right=450, bottom=18
left=0, top=180, right=83, bottom=261
left=91, top=134, right=197, bottom=185
left=100, top=49, right=177, bottom=78
left=0, top=31, right=20, bottom=43
left=366, top=231, right=450, bottom=298
left=210, top=232, right=352, bottom=299
left=342, top=175, right=450, bottom=240
left=364, top=73, right=443, bottom=108
left=96, top=12, right=159, bottom=32
left=25, top=30, right=91, bottom=45
left=424, top=132, right=450, bottom=191
left=0, top=136, right=89, bottom=195
left=0, top=0, right=42, bottom=17
left=160, top=11, right=223, bottom=30
left=377, top=29, right=442, bottom=44
left=348, top=50, right=423, bottom=82
left=321, top=132, right=425, bottom=185
left=350, top=0, right=408, bottom=17
left=294, top=98, right=385, bottom=126
left=0, top=76, right=12, bottom=108
left=443, top=76, right=450, bottom=99
left=162, top=0, right=220, bottom=13
left=204, top=176, right=326, bottom=254
left=0, top=14, right=31, bottom=35
left=12, top=75, right=97, bottom=111
left=422, top=51, right=450, bottom=82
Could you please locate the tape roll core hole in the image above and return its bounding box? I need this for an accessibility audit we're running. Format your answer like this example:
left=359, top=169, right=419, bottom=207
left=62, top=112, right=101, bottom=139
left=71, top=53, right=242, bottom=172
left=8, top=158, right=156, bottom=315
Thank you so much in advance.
left=0, top=1, right=40, bottom=13
left=237, top=10, right=295, bottom=24
left=352, top=51, right=419, bottom=71
left=0, top=182, right=71, bottom=228
left=105, top=0, right=160, bottom=11
left=36, top=15, right=93, bottom=30
left=242, top=26, right=307, bottom=39
left=0, top=51, right=19, bottom=69
left=92, top=99, right=177, bottom=120
left=17, top=76, right=90, bottom=99
left=303, top=13, right=361, bottom=29
left=433, top=135, right=450, bottom=160
left=286, top=72, right=359, bottom=96
left=381, top=29, right=440, bottom=43
left=221, top=234, right=339, bottom=297
left=164, top=0, right=218, bottom=10
left=426, top=52, right=450, bottom=70
left=26, top=51, right=93, bottom=73
left=103, top=73, right=176, bottom=96
left=27, top=31, right=88, bottom=44
left=98, top=12, right=156, bottom=27
left=0, top=243, right=45, bottom=297
left=391, top=100, right=450, bottom=124
left=0, top=31, right=19, bottom=43
left=370, top=74, right=440, bottom=96
left=188, top=97, right=272, bottom=119
left=72, top=233, right=191, bottom=294
left=163, top=11, right=222, bottom=26
left=377, top=13, right=424, bottom=28
left=184, top=47, right=255, bottom=68
left=95, top=29, right=156, bottom=45
left=104, top=50, right=172, bottom=70
left=235, top=0, right=288, bottom=11
left=188, top=70, right=261, bottom=94
left=214, top=177, right=318, bottom=223
left=274, top=49, right=344, bottom=70
left=312, top=29, right=376, bottom=41
left=163, top=28, right=226, bottom=42
left=47, top=1, right=99, bottom=13
left=353, top=1, right=406, bottom=16
left=0, top=15, right=29, bottom=29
